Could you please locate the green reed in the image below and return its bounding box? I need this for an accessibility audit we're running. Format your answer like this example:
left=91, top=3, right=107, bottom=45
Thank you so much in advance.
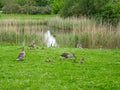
left=0, top=15, right=120, bottom=48
left=49, top=17, right=120, bottom=48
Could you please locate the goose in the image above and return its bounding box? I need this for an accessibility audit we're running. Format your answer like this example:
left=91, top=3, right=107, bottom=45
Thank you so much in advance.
left=16, top=46, right=25, bottom=61
left=60, top=52, right=77, bottom=62
left=29, top=42, right=35, bottom=49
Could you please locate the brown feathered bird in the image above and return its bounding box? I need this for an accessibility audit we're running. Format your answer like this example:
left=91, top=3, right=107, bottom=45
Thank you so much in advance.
left=60, top=52, right=77, bottom=62
left=16, top=46, right=25, bottom=61
left=28, top=42, right=35, bottom=49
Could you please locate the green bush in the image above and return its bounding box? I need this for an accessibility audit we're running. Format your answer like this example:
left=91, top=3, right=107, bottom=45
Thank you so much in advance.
left=100, top=2, right=120, bottom=25
left=39, top=5, right=51, bottom=14
left=60, top=0, right=75, bottom=17
left=51, top=0, right=63, bottom=14
left=60, top=0, right=120, bottom=25
left=2, top=4, right=51, bottom=14
left=2, top=4, right=20, bottom=14
left=19, top=5, right=40, bottom=14
left=19, top=5, right=28, bottom=14
left=27, top=5, right=39, bottom=14
left=0, top=1, right=3, bottom=10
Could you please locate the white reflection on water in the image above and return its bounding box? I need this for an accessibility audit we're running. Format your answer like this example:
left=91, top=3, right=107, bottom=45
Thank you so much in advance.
left=44, top=30, right=57, bottom=47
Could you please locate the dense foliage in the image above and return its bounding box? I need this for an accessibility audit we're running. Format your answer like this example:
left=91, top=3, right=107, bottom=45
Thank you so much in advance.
left=0, top=1, right=3, bottom=10
left=0, top=0, right=52, bottom=14
left=60, top=0, right=120, bottom=25
left=0, top=0, right=120, bottom=25
left=100, top=2, right=120, bottom=25
left=2, top=4, right=51, bottom=14
left=51, top=0, right=63, bottom=14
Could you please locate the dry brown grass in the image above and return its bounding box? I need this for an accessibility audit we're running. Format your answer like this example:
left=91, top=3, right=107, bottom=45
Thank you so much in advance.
left=0, top=16, right=120, bottom=48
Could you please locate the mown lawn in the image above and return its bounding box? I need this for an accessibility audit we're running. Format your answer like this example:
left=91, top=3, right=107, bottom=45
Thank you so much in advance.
left=0, top=13, right=55, bottom=20
left=0, top=46, right=120, bottom=90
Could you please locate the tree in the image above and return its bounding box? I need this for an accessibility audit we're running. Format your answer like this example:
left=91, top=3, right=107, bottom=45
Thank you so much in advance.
left=60, top=0, right=76, bottom=17
left=35, top=0, right=51, bottom=6
left=0, top=0, right=3, bottom=10
left=100, top=1, right=120, bottom=25
left=60, top=0, right=120, bottom=25
left=51, top=0, right=63, bottom=14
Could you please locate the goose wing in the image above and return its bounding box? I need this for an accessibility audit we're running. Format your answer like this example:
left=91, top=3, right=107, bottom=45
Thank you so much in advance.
left=17, top=52, right=25, bottom=59
left=61, top=53, right=69, bottom=58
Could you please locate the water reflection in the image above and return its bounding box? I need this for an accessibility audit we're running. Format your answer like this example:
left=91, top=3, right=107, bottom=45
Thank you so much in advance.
left=44, top=30, right=57, bottom=47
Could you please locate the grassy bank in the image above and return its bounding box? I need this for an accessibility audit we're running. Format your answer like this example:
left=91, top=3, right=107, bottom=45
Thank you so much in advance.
left=0, top=46, right=120, bottom=90
left=0, top=13, right=55, bottom=19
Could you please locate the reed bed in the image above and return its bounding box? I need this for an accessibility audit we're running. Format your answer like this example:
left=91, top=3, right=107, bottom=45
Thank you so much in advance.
left=48, top=16, right=120, bottom=48
left=0, top=18, right=48, bottom=45
left=0, top=16, right=120, bottom=48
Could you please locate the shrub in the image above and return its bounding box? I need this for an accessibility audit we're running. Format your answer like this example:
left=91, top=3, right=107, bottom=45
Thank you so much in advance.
left=51, top=0, right=64, bottom=14
left=100, top=2, right=120, bottom=25
left=19, top=5, right=27, bottom=14
left=2, top=4, right=51, bottom=14
left=60, top=0, right=120, bottom=25
left=0, top=1, right=3, bottom=10
left=60, top=0, right=75, bottom=17
left=2, top=4, right=20, bottom=14
left=19, top=5, right=39, bottom=14
left=39, top=5, right=51, bottom=14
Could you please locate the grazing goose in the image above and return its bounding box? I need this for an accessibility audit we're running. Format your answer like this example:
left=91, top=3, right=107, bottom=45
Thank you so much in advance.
left=29, top=42, right=35, bottom=49
left=60, top=52, right=77, bottom=62
left=16, top=46, right=25, bottom=61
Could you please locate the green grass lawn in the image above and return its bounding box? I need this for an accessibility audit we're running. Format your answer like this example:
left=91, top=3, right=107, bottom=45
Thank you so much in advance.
left=0, top=13, right=56, bottom=20
left=0, top=46, right=120, bottom=90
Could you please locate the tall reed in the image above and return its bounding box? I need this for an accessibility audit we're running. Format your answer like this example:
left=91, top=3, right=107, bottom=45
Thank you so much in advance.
left=0, top=16, right=120, bottom=48
left=48, top=16, right=120, bottom=48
